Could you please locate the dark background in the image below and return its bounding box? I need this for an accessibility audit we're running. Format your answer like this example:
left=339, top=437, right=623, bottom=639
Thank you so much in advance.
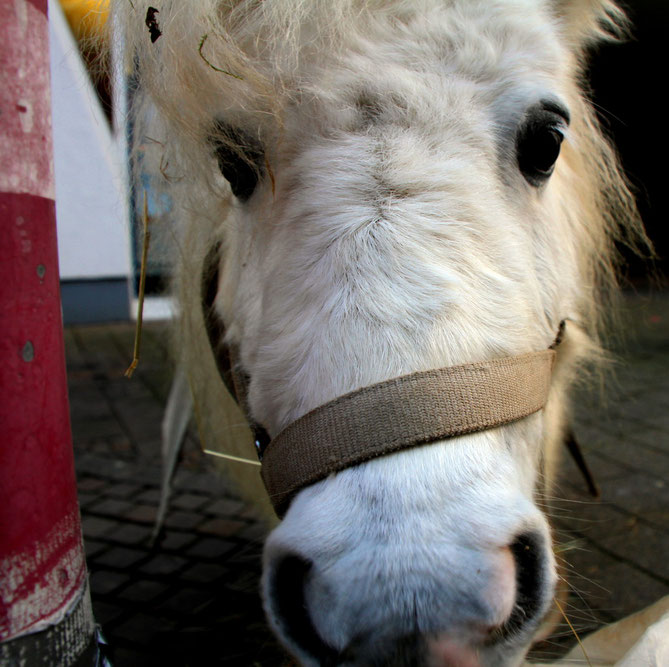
left=588, top=0, right=668, bottom=283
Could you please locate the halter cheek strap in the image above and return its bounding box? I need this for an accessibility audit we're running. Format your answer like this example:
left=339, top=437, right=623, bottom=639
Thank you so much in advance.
left=202, top=245, right=558, bottom=518
left=201, top=243, right=271, bottom=457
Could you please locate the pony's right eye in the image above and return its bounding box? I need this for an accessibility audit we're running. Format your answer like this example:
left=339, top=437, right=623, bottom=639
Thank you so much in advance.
left=516, top=102, right=570, bottom=187
left=211, top=123, right=264, bottom=201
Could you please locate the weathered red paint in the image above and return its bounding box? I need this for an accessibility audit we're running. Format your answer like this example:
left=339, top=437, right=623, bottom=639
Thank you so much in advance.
left=0, top=0, right=55, bottom=200
left=0, top=194, right=86, bottom=640
left=26, top=0, right=47, bottom=16
left=0, top=0, right=87, bottom=642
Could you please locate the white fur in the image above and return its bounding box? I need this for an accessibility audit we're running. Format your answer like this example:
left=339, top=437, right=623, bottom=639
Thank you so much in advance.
left=114, top=0, right=646, bottom=664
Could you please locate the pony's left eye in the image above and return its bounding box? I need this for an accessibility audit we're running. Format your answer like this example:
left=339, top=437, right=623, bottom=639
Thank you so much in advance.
left=211, top=122, right=264, bottom=201
left=516, top=102, right=569, bottom=187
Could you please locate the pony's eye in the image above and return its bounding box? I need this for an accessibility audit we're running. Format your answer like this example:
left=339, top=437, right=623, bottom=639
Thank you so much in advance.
left=211, top=123, right=264, bottom=201
left=516, top=103, right=569, bottom=187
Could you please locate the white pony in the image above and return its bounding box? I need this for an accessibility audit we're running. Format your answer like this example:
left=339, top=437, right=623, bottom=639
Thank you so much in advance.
left=115, top=1, right=645, bottom=664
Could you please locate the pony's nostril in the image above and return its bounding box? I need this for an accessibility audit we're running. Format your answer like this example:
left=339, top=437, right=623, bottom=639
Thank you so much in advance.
left=486, top=531, right=549, bottom=646
left=267, top=554, right=339, bottom=664
left=510, top=532, right=546, bottom=623
left=489, top=531, right=547, bottom=643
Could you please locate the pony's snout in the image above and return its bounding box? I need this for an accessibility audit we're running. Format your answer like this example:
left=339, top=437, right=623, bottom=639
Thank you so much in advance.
left=264, top=530, right=554, bottom=665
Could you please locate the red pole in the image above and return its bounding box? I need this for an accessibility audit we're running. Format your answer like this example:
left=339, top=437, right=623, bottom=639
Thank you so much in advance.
left=0, top=0, right=95, bottom=662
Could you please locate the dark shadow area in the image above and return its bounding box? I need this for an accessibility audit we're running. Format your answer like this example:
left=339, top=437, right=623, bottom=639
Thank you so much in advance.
left=588, top=0, right=669, bottom=284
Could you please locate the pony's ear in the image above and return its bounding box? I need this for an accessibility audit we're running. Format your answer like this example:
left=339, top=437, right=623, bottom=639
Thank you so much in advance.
left=550, top=0, right=629, bottom=51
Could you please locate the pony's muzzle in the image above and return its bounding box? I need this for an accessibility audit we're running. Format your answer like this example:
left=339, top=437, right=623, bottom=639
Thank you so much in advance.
left=263, top=529, right=554, bottom=666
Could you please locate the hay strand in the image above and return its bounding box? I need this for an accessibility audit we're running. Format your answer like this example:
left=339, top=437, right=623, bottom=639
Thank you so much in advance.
left=555, top=596, right=592, bottom=667
left=203, top=449, right=262, bottom=466
left=198, top=33, right=244, bottom=80
left=125, top=191, right=151, bottom=378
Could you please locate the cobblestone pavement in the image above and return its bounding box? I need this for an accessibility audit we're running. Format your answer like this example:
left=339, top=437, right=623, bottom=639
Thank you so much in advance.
left=64, top=291, right=669, bottom=666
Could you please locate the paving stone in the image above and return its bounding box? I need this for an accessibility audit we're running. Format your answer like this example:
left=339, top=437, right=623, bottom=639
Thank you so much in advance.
left=629, top=426, right=669, bottom=454
left=196, top=518, right=246, bottom=538
left=104, top=376, right=155, bottom=400
left=595, top=522, right=669, bottom=582
left=108, top=522, right=152, bottom=546
left=149, top=626, right=289, bottom=667
left=90, top=498, right=135, bottom=517
left=185, top=538, right=237, bottom=560
left=223, top=542, right=263, bottom=568
left=77, top=477, right=108, bottom=493
left=163, top=510, right=203, bottom=531
left=123, top=504, right=158, bottom=524
left=206, top=498, right=245, bottom=517
left=239, top=505, right=267, bottom=521
left=89, top=570, right=131, bottom=596
left=127, top=465, right=163, bottom=486
left=118, top=579, right=168, bottom=603
left=587, top=437, right=669, bottom=478
left=136, top=439, right=164, bottom=463
left=156, top=587, right=214, bottom=614
left=110, top=438, right=135, bottom=455
left=181, top=562, right=228, bottom=584
left=237, top=521, right=271, bottom=544
left=226, top=569, right=262, bottom=595
left=139, top=554, right=189, bottom=576
left=91, top=600, right=126, bottom=627
left=157, top=530, right=198, bottom=551
left=641, top=413, right=669, bottom=434
left=135, top=488, right=161, bottom=505
left=83, top=539, right=109, bottom=560
left=72, top=417, right=127, bottom=442
left=77, top=454, right=137, bottom=481
left=112, top=612, right=176, bottom=646
left=172, top=493, right=209, bottom=511
left=106, top=647, right=149, bottom=667
left=550, top=498, right=635, bottom=541
left=82, top=516, right=119, bottom=539
left=601, top=471, right=669, bottom=519
left=558, top=441, right=631, bottom=486
left=560, top=546, right=669, bottom=622
left=94, top=546, right=148, bottom=570
left=173, top=469, right=230, bottom=495
left=68, top=391, right=113, bottom=420
left=118, top=399, right=167, bottom=441
left=76, top=492, right=102, bottom=511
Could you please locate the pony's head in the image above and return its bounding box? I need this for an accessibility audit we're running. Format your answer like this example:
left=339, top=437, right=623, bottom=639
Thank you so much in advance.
left=118, top=0, right=643, bottom=663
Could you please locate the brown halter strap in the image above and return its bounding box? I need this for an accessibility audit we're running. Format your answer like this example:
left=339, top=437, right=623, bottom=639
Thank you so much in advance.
left=261, top=350, right=555, bottom=516
left=202, top=245, right=558, bottom=517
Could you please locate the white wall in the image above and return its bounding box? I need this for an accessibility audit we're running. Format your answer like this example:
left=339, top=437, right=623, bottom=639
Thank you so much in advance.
left=49, top=0, right=131, bottom=281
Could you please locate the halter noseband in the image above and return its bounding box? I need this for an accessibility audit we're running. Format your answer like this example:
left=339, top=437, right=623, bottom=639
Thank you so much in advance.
left=202, top=245, right=559, bottom=517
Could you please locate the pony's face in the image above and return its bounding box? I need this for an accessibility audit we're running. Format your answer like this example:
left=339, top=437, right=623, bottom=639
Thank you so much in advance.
left=203, top=2, right=600, bottom=664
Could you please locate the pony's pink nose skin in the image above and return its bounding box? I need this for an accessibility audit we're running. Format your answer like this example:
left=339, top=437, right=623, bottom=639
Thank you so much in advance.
left=426, top=638, right=481, bottom=667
